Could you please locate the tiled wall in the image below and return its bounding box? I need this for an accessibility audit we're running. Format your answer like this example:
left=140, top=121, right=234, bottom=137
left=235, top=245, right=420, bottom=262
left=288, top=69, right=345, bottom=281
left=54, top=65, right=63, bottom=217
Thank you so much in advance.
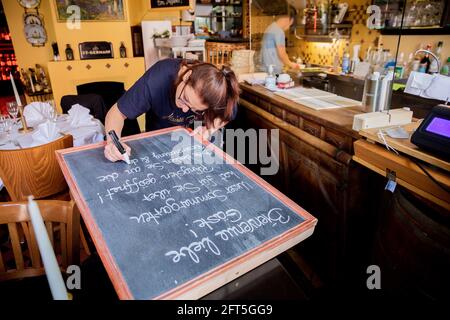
left=288, top=0, right=379, bottom=67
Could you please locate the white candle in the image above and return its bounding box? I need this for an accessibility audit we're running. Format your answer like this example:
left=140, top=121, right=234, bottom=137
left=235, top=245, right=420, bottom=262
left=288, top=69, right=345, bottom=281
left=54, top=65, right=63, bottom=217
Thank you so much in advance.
left=10, top=72, right=22, bottom=107
left=29, top=74, right=35, bottom=93
left=27, top=197, right=68, bottom=300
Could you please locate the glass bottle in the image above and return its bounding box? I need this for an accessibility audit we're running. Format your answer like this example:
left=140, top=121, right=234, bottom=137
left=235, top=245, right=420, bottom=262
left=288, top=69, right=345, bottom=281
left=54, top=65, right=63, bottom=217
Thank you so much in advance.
left=429, top=41, right=443, bottom=74
left=20, top=68, right=31, bottom=92
left=65, top=44, right=74, bottom=61
left=419, top=44, right=432, bottom=73
left=441, top=57, right=450, bottom=76
left=120, top=42, right=127, bottom=58
left=36, top=64, right=49, bottom=90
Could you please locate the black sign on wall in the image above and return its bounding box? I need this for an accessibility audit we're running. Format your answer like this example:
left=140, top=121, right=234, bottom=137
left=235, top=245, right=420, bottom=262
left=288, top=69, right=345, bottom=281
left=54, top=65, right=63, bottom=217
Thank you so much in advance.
left=79, top=42, right=114, bottom=60
left=150, top=0, right=190, bottom=10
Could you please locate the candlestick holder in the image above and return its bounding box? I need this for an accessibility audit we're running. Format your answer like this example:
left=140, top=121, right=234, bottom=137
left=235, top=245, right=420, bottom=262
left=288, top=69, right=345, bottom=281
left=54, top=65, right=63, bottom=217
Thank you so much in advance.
left=18, top=105, right=33, bottom=133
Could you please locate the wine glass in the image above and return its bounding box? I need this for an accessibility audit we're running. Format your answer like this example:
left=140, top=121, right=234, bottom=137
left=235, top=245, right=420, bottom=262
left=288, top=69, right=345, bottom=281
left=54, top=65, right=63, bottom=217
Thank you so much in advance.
left=6, top=102, right=19, bottom=126
left=46, top=100, right=57, bottom=122
left=0, top=116, right=14, bottom=144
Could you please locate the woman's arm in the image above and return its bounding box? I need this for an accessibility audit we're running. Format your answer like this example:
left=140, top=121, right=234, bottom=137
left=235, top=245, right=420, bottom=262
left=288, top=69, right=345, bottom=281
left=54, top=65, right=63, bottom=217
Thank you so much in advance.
left=104, top=103, right=131, bottom=162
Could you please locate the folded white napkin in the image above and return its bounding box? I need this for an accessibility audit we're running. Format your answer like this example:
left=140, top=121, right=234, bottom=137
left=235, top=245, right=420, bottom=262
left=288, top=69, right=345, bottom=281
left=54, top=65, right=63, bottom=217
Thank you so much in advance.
left=31, top=120, right=61, bottom=145
left=67, top=104, right=94, bottom=127
left=23, top=102, right=52, bottom=124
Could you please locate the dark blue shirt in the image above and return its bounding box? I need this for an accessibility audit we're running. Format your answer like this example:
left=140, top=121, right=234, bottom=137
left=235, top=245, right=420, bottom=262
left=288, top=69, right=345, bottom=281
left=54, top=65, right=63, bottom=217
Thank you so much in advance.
left=117, top=59, right=196, bottom=131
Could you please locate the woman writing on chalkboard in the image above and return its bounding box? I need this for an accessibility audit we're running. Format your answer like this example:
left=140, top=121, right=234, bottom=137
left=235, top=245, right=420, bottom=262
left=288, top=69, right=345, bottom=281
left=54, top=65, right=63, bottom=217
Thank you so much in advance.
left=104, top=58, right=240, bottom=162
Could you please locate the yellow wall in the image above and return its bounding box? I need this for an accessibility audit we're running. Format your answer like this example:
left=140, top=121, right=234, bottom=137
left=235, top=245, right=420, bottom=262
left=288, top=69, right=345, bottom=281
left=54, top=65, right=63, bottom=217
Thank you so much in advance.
left=129, top=0, right=148, bottom=26
left=47, top=57, right=145, bottom=112
left=2, top=0, right=190, bottom=71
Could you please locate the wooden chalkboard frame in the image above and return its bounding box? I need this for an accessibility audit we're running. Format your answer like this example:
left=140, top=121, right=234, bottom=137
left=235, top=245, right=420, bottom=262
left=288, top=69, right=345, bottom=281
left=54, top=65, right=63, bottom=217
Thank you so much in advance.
left=149, top=0, right=191, bottom=11
left=56, top=126, right=317, bottom=300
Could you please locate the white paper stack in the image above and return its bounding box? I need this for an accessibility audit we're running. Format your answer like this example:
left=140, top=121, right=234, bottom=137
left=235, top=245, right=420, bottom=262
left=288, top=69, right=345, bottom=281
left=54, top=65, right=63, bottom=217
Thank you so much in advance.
left=275, top=87, right=361, bottom=110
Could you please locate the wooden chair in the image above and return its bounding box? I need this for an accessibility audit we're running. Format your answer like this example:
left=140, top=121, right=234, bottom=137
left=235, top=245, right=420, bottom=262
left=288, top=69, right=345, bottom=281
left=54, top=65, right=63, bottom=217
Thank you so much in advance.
left=0, top=134, right=73, bottom=201
left=0, top=200, right=80, bottom=282
left=205, top=41, right=248, bottom=68
left=0, top=135, right=92, bottom=258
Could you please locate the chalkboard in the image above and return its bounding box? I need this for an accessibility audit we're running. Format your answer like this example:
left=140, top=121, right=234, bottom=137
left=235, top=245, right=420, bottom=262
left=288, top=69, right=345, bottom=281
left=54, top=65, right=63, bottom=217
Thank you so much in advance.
left=150, top=0, right=190, bottom=10
left=57, top=127, right=317, bottom=299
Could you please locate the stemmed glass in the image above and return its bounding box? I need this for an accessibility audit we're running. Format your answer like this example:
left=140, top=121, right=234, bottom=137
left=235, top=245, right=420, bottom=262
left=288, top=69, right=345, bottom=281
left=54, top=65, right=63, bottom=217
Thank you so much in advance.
left=6, top=102, right=19, bottom=127
left=0, top=116, right=14, bottom=145
left=46, top=100, right=58, bottom=122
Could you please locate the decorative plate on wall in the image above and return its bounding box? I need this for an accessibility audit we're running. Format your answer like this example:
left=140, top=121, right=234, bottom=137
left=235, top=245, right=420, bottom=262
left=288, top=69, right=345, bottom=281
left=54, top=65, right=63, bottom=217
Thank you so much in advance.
left=23, top=12, right=43, bottom=25
left=17, top=0, right=41, bottom=9
left=24, top=24, right=47, bottom=47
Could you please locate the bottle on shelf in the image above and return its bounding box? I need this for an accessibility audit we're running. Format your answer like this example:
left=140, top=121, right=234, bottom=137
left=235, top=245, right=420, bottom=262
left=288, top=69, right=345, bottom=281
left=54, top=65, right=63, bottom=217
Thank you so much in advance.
left=394, top=52, right=405, bottom=79
left=20, top=68, right=31, bottom=91
left=36, top=64, right=50, bottom=91
left=403, top=52, right=413, bottom=79
left=6, top=54, right=12, bottom=67
left=429, top=41, right=443, bottom=74
left=28, top=68, right=38, bottom=93
left=120, top=42, right=127, bottom=58
left=65, top=44, right=74, bottom=60
left=441, top=57, right=450, bottom=76
left=52, top=42, right=61, bottom=61
left=1, top=68, right=8, bottom=80
left=418, top=44, right=432, bottom=73
left=342, top=49, right=350, bottom=74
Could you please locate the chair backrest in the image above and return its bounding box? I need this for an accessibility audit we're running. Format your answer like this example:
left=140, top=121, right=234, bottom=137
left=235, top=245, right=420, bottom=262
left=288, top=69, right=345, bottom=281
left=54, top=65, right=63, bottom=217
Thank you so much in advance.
left=77, top=81, right=125, bottom=111
left=0, top=135, right=73, bottom=201
left=205, top=42, right=248, bottom=69
left=61, top=94, right=107, bottom=124
left=0, top=200, right=80, bottom=282
left=74, top=82, right=141, bottom=136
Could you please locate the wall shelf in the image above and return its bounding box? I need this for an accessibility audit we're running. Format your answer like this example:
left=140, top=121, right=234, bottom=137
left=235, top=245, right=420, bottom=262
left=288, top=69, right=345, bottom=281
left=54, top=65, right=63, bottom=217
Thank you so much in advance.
left=379, top=26, right=450, bottom=35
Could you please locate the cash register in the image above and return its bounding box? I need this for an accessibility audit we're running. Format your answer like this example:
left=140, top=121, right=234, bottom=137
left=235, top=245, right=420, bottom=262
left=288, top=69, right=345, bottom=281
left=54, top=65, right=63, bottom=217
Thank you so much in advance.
left=411, top=105, right=450, bottom=160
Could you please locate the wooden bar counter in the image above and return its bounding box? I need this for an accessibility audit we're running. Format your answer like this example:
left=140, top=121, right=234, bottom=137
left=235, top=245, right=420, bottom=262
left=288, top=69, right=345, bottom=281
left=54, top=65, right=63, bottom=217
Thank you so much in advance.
left=237, top=83, right=449, bottom=298
left=237, top=83, right=370, bottom=286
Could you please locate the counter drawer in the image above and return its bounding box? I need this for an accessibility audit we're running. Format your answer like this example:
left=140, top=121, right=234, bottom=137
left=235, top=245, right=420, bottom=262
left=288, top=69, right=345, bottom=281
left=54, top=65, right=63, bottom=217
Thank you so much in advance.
left=302, top=119, right=321, bottom=138
left=324, top=127, right=352, bottom=152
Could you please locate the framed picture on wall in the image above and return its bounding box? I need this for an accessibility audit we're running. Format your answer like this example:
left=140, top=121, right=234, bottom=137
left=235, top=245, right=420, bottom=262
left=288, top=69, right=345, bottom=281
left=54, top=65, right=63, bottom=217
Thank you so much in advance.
left=54, top=0, right=126, bottom=22
left=150, top=0, right=190, bottom=11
